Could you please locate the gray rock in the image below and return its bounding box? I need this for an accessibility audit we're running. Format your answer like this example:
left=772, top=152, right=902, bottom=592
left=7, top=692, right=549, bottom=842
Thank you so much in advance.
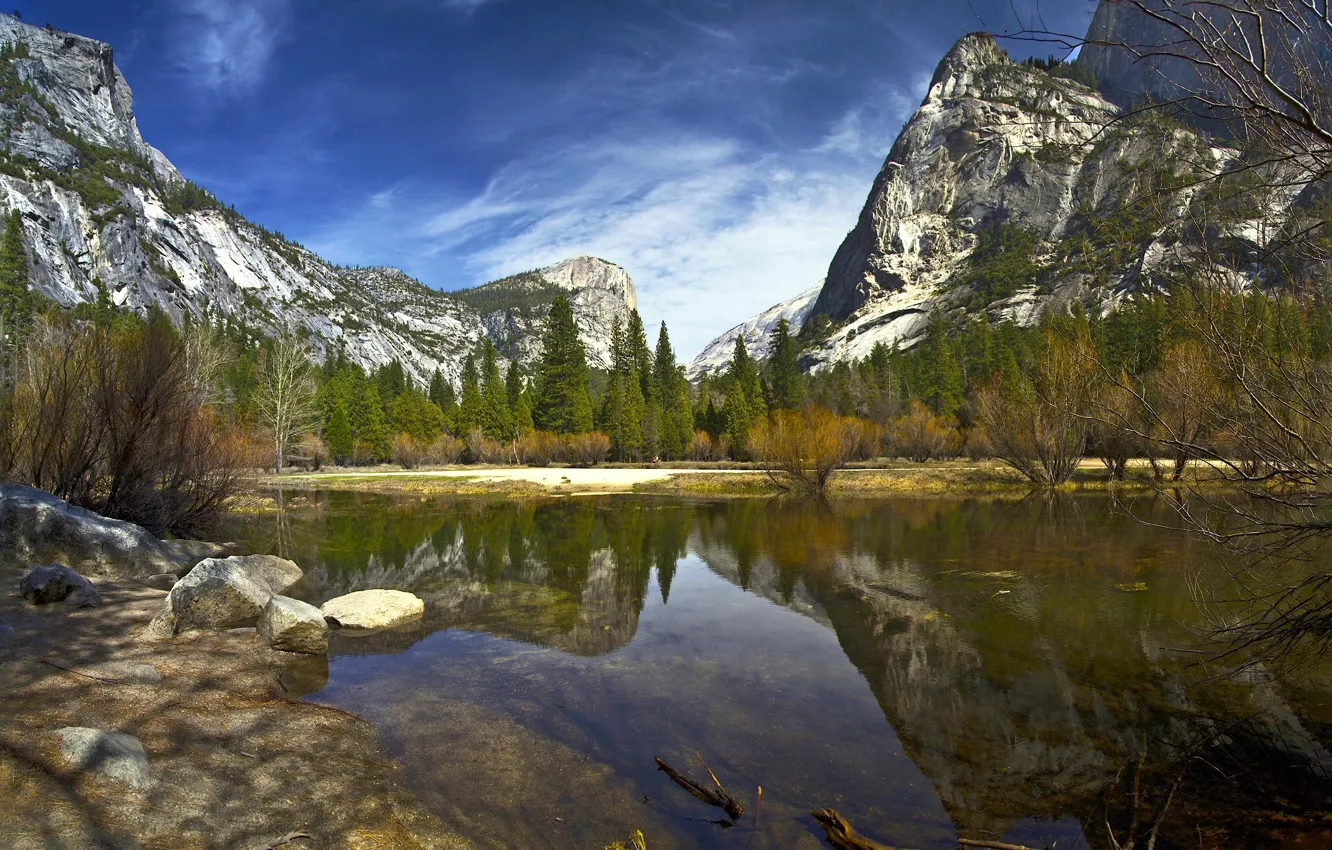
left=322, top=590, right=425, bottom=631
left=223, top=554, right=303, bottom=596
left=144, top=573, right=179, bottom=591
left=56, top=727, right=151, bottom=789
left=0, top=484, right=220, bottom=580
left=259, top=596, right=328, bottom=655
left=143, top=555, right=303, bottom=639
left=19, top=564, right=101, bottom=607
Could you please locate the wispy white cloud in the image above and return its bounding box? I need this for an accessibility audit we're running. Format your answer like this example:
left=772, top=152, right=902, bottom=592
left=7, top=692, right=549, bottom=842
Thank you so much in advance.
left=169, top=0, right=291, bottom=96
left=310, top=84, right=923, bottom=360
left=305, top=4, right=935, bottom=362
left=441, top=0, right=500, bottom=12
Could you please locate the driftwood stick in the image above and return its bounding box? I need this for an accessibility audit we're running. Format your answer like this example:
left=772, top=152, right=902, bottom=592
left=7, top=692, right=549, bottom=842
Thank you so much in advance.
left=39, top=658, right=132, bottom=684
left=249, top=833, right=314, bottom=850
left=655, top=756, right=744, bottom=820
left=957, top=839, right=1049, bottom=850
left=810, top=809, right=898, bottom=850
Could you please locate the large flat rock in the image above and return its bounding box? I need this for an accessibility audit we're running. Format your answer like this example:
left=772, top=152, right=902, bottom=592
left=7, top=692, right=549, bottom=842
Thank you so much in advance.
left=0, top=484, right=220, bottom=580
left=322, top=590, right=424, bottom=631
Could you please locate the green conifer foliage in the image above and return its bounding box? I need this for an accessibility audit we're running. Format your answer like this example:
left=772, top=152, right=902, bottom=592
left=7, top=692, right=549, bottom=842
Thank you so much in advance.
left=325, top=403, right=354, bottom=463
left=533, top=295, right=594, bottom=434
left=724, top=334, right=766, bottom=456
left=457, top=353, right=482, bottom=437
left=652, top=323, right=693, bottom=460
left=767, top=318, right=803, bottom=410
left=479, top=339, right=514, bottom=440
left=0, top=209, right=32, bottom=332
left=505, top=360, right=533, bottom=437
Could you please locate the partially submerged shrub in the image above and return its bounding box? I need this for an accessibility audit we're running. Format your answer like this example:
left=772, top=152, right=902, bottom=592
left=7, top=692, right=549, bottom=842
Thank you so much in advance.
left=748, top=407, right=854, bottom=493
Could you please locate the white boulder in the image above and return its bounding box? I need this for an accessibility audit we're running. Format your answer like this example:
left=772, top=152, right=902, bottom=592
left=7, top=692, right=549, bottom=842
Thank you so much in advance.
left=321, top=590, right=424, bottom=631
left=260, top=596, right=328, bottom=655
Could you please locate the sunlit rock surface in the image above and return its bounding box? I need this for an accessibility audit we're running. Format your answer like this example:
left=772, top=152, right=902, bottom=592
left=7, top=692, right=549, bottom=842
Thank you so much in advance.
left=690, top=24, right=1303, bottom=372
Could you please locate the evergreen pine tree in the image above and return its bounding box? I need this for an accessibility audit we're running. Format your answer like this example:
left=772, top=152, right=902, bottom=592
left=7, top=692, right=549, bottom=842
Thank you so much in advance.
left=724, top=335, right=766, bottom=455
left=428, top=369, right=454, bottom=410
left=652, top=323, right=692, bottom=460
left=626, top=310, right=653, bottom=400
left=767, top=318, right=803, bottom=410
left=505, top=360, right=532, bottom=437
left=479, top=339, right=514, bottom=440
left=917, top=312, right=964, bottom=415
left=325, top=403, right=354, bottom=463
left=533, top=295, right=594, bottom=434
left=0, top=209, right=32, bottom=333
left=457, top=353, right=482, bottom=437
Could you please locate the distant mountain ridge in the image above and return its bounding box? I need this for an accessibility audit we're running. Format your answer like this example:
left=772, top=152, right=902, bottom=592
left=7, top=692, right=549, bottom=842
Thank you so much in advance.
left=0, top=14, right=636, bottom=384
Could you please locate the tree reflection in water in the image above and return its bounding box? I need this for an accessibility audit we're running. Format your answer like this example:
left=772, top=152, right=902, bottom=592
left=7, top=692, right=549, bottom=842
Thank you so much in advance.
left=223, top=492, right=1332, bottom=849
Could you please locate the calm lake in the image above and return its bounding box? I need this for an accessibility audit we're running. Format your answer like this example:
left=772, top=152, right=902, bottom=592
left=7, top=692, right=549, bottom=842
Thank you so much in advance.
left=221, top=493, right=1332, bottom=849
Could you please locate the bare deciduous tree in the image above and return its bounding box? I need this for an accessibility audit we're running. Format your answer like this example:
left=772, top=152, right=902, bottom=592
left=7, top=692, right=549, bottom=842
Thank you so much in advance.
left=977, top=326, right=1098, bottom=485
left=254, top=329, right=318, bottom=473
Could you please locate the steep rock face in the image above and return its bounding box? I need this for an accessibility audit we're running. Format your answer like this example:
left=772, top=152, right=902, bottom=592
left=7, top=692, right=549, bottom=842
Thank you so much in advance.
left=692, top=29, right=1274, bottom=371
left=1077, top=0, right=1332, bottom=115
left=458, top=256, right=637, bottom=370
left=0, top=14, right=637, bottom=386
left=686, top=284, right=819, bottom=379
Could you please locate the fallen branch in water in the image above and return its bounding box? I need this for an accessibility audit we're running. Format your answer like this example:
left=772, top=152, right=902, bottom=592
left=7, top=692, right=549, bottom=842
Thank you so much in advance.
left=958, top=839, right=1050, bottom=850
left=810, top=809, right=898, bottom=850
left=655, top=754, right=744, bottom=820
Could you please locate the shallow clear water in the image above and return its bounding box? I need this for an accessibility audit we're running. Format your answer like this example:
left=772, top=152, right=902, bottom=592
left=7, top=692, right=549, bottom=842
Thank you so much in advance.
left=222, top=493, right=1332, bottom=849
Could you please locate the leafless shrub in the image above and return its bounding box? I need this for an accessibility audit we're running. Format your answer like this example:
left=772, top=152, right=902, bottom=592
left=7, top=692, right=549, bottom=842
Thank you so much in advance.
left=564, top=432, right=611, bottom=466
left=294, top=434, right=327, bottom=471
left=749, top=407, right=854, bottom=494
left=886, top=400, right=959, bottom=462
left=426, top=434, right=466, bottom=465
left=0, top=312, right=241, bottom=536
left=391, top=434, right=425, bottom=469
left=516, top=430, right=563, bottom=467
left=977, top=327, right=1097, bottom=485
left=685, top=430, right=716, bottom=461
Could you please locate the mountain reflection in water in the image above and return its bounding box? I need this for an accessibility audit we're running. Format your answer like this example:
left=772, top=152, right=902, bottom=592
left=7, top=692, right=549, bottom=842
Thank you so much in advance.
left=222, top=493, right=1332, bottom=849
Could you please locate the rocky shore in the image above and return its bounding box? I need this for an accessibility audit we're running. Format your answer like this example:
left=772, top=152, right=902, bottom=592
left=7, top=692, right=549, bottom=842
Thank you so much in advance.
left=0, top=484, right=460, bottom=850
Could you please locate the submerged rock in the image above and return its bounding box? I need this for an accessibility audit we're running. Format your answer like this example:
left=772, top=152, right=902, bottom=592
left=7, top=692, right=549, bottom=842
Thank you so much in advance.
left=19, top=564, right=102, bottom=607
left=0, top=484, right=220, bottom=580
left=260, top=596, right=328, bottom=655
left=56, top=727, right=151, bottom=789
left=322, top=590, right=424, bottom=631
left=144, top=555, right=303, bottom=639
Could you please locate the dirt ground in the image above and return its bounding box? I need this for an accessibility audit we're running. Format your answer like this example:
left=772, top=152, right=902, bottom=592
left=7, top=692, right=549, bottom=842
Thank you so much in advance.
left=0, top=570, right=472, bottom=850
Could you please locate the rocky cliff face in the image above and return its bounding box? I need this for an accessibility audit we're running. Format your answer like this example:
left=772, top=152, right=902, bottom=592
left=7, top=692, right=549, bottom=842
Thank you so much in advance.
left=0, top=14, right=636, bottom=386
left=685, top=284, right=819, bottom=380
left=457, top=256, right=637, bottom=371
left=690, top=21, right=1292, bottom=375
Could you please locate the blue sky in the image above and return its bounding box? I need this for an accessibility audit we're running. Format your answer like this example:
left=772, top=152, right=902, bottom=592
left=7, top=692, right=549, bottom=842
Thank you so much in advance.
left=19, top=0, right=1096, bottom=358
